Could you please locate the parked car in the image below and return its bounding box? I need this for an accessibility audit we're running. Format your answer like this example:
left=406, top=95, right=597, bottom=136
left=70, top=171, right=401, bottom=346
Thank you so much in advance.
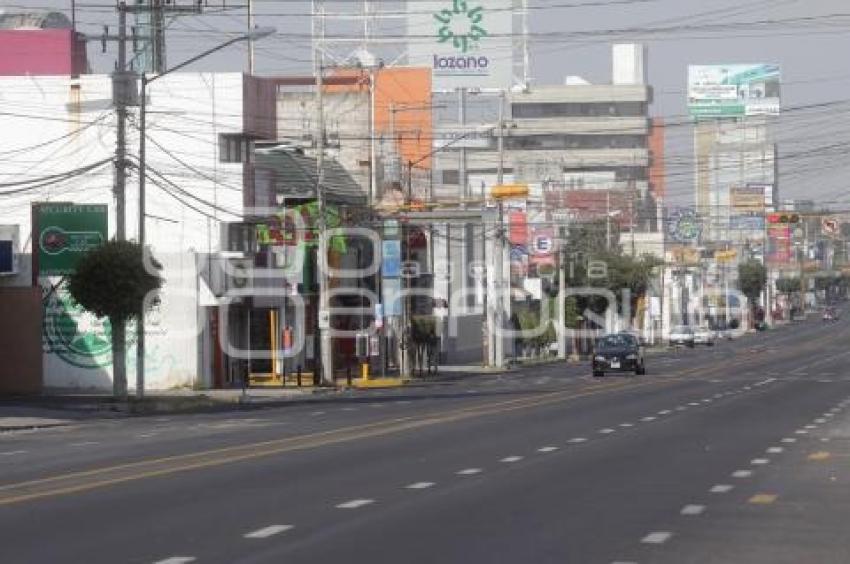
left=693, top=326, right=715, bottom=346
left=709, top=320, right=736, bottom=340
left=823, top=307, right=839, bottom=322
left=668, top=325, right=695, bottom=347
left=592, top=333, right=646, bottom=377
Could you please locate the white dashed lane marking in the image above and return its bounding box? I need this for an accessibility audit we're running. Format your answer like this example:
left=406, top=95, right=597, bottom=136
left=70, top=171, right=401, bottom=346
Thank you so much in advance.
left=599, top=428, right=616, bottom=434
left=537, top=446, right=559, bottom=453
left=406, top=482, right=435, bottom=490
left=642, top=532, right=673, bottom=544
left=732, top=470, right=753, bottom=478
left=781, top=438, right=797, bottom=443
left=69, top=441, right=99, bottom=447
left=153, top=557, right=196, bottom=564
left=766, top=447, right=783, bottom=454
left=658, top=410, right=671, bottom=415
left=681, top=504, right=706, bottom=516
left=641, top=416, right=656, bottom=422
left=619, top=423, right=634, bottom=428
left=457, top=468, right=483, bottom=476
left=244, top=525, right=294, bottom=539
left=501, top=456, right=523, bottom=463
left=568, top=437, right=588, bottom=444
left=336, top=499, right=375, bottom=509
left=711, top=484, right=734, bottom=493
left=0, top=451, right=27, bottom=456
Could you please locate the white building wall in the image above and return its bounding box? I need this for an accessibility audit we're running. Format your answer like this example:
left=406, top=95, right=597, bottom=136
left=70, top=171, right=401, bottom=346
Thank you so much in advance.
left=0, top=72, right=249, bottom=391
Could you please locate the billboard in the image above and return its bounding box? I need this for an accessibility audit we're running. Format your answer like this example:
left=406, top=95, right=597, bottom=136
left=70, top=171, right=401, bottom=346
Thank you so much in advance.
left=33, top=203, right=108, bottom=277
left=688, top=64, right=780, bottom=117
left=730, top=185, right=766, bottom=213
left=408, top=0, right=513, bottom=90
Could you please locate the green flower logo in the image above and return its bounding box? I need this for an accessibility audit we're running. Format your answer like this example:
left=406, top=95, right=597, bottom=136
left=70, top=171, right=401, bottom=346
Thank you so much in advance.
left=434, top=0, right=488, bottom=54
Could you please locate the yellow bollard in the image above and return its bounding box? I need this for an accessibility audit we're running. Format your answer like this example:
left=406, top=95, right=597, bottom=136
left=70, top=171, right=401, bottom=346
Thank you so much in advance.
left=361, top=362, right=370, bottom=381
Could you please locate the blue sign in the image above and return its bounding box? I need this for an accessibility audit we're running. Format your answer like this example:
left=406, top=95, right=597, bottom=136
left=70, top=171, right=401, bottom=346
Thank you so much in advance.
left=382, top=240, right=402, bottom=278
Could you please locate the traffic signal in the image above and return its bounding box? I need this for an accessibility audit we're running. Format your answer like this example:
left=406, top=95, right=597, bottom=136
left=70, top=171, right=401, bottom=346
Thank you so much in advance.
left=767, top=213, right=801, bottom=224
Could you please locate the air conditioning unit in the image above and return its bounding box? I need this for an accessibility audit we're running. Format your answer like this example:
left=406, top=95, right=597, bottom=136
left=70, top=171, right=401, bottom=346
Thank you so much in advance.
left=0, top=225, right=20, bottom=276
left=225, top=258, right=253, bottom=293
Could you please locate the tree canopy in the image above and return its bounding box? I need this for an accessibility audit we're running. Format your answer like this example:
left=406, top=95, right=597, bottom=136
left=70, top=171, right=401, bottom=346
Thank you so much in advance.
left=68, top=240, right=163, bottom=323
left=738, top=259, right=767, bottom=304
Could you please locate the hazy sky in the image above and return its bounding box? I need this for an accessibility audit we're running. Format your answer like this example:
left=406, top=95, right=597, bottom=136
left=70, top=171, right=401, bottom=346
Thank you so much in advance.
left=6, top=0, right=850, bottom=205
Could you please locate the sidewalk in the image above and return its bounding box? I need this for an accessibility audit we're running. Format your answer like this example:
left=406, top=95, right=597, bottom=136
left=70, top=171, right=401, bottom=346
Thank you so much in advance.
left=0, top=406, right=80, bottom=431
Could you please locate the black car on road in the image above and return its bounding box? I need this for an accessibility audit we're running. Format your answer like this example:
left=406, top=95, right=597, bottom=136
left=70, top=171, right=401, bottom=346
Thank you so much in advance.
left=592, top=333, right=646, bottom=377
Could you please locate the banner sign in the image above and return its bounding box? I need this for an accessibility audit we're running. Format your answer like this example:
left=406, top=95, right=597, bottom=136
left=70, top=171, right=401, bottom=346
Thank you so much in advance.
left=408, top=0, right=513, bottom=90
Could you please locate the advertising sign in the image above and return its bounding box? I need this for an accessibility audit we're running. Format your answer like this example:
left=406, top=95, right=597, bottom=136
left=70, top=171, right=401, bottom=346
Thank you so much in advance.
left=730, top=185, right=766, bottom=213
left=34, top=203, right=108, bottom=276
left=729, top=215, right=765, bottom=232
left=667, top=208, right=702, bottom=243
left=381, top=240, right=402, bottom=278
left=767, top=224, right=792, bottom=264
left=432, top=127, right=495, bottom=150
left=688, top=64, right=780, bottom=117
left=408, top=0, right=513, bottom=90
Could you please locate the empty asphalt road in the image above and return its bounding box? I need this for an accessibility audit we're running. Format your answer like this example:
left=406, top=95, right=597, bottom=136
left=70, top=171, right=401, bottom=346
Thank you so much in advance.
left=2, top=316, right=849, bottom=564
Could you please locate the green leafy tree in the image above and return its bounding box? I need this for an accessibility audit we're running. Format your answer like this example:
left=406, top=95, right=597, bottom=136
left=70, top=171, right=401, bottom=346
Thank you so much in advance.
left=775, top=277, right=800, bottom=294
left=68, top=241, right=163, bottom=398
left=738, top=260, right=767, bottom=326
left=738, top=260, right=767, bottom=305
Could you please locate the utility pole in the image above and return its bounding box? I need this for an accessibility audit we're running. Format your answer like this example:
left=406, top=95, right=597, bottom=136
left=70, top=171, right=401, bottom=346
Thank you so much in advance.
left=248, top=0, right=256, bottom=74
left=315, top=30, right=333, bottom=386
left=113, top=3, right=129, bottom=241
left=494, top=91, right=506, bottom=369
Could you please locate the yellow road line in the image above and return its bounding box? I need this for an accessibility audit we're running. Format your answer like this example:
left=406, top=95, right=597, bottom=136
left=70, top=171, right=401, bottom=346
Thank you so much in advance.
left=749, top=494, right=778, bottom=504
left=0, top=378, right=661, bottom=506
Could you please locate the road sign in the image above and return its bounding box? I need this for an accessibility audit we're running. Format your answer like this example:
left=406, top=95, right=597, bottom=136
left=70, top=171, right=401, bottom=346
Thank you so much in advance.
left=822, top=218, right=840, bottom=238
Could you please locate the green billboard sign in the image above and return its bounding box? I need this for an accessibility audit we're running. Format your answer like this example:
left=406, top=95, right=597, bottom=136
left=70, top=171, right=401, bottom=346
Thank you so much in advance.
left=35, top=203, right=108, bottom=276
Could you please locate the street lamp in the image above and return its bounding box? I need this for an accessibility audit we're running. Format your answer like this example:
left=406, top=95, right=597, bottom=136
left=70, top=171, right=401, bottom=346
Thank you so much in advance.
left=135, top=27, right=275, bottom=399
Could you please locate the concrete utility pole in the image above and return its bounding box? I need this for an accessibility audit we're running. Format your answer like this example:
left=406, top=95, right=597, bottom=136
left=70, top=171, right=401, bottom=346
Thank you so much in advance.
left=315, top=35, right=334, bottom=386
left=494, top=92, right=507, bottom=369
left=248, top=0, right=256, bottom=74
left=114, top=3, right=129, bottom=241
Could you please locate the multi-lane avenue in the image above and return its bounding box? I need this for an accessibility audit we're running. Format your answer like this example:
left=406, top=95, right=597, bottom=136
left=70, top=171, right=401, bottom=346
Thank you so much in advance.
left=2, top=315, right=850, bottom=564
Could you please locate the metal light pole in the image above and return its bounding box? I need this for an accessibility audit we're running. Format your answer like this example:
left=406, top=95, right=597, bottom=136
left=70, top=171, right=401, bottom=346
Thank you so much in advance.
left=135, top=27, right=275, bottom=399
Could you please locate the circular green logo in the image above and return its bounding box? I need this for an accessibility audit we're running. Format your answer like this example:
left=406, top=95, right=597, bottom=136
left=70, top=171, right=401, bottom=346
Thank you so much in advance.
left=434, top=1, right=488, bottom=53
left=43, top=281, right=114, bottom=369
